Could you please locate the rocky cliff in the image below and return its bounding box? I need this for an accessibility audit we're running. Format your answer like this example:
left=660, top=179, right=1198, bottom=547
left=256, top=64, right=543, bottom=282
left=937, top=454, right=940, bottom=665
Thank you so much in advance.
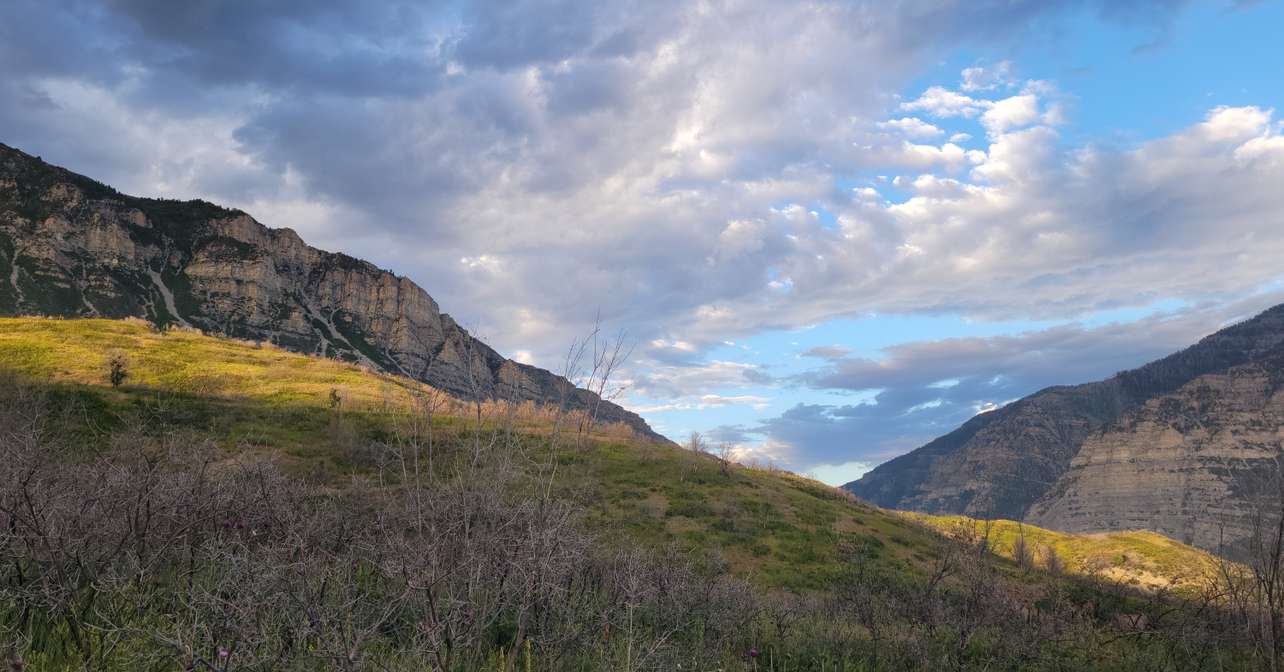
left=1028, top=353, right=1284, bottom=557
left=845, top=304, right=1284, bottom=531
left=847, top=382, right=1130, bottom=519
left=0, top=143, right=664, bottom=441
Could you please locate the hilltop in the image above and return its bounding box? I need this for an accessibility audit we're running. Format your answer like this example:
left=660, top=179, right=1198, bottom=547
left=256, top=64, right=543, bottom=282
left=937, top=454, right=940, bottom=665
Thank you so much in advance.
left=0, top=143, right=663, bottom=440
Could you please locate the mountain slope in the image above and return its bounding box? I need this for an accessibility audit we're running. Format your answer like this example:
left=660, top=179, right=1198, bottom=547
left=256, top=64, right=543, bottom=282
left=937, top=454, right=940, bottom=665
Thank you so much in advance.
left=0, top=316, right=917, bottom=591
left=1, top=317, right=1250, bottom=670
left=1028, top=351, right=1284, bottom=557
left=0, top=315, right=1227, bottom=590
left=0, top=143, right=663, bottom=440
left=845, top=304, right=1284, bottom=523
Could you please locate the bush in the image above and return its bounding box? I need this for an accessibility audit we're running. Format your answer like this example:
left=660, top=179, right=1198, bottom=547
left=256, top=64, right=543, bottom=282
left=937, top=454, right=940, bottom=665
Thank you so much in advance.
left=107, top=351, right=128, bottom=387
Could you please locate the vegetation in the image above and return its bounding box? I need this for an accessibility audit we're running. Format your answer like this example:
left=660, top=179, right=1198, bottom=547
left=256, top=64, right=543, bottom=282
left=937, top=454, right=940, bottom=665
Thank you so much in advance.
left=0, top=317, right=1276, bottom=670
left=106, top=351, right=128, bottom=388
left=908, top=514, right=1221, bottom=591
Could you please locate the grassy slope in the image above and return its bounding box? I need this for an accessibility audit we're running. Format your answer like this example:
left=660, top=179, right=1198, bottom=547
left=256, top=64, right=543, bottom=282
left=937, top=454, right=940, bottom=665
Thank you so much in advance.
left=0, top=317, right=1223, bottom=593
left=908, top=514, right=1220, bottom=591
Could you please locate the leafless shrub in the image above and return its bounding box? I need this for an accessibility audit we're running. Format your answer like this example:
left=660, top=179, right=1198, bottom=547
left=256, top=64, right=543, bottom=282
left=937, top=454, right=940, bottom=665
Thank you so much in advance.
left=1043, top=545, right=1064, bottom=576
left=716, top=442, right=734, bottom=477
left=1210, top=455, right=1284, bottom=671
left=1013, top=522, right=1033, bottom=572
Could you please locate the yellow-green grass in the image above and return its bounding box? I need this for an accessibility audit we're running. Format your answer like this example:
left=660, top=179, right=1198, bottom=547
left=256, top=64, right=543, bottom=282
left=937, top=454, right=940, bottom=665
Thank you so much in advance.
left=0, top=317, right=954, bottom=590
left=549, top=438, right=947, bottom=590
left=908, top=513, right=1224, bottom=590
left=0, top=317, right=1224, bottom=594
left=0, top=316, right=430, bottom=409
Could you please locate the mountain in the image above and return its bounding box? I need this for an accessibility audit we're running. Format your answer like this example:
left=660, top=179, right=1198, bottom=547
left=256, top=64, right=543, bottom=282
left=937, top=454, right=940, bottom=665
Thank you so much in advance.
left=845, top=303, right=1284, bottom=555
left=1027, top=349, right=1284, bottom=557
left=0, top=143, right=663, bottom=441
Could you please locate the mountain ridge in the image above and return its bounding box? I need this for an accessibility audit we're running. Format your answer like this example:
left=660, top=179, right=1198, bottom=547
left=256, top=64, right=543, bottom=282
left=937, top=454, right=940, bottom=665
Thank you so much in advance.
left=0, top=142, right=666, bottom=441
left=845, top=303, right=1284, bottom=555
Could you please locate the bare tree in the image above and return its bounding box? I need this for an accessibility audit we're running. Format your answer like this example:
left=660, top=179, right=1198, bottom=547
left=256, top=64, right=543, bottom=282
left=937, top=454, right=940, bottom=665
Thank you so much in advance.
left=716, top=442, right=734, bottom=477
left=1042, top=544, right=1064, bottom=576
left=1013, top=521, right=1033, bottom=572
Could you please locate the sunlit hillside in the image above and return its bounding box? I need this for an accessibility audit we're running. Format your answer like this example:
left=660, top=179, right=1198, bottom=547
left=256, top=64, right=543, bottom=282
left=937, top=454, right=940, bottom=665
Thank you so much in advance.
left=0, top=316, right=1227, bottom=591
left=0, top=317, right=1254, bottom=670
left=908, top=514, right=1223, bottom=591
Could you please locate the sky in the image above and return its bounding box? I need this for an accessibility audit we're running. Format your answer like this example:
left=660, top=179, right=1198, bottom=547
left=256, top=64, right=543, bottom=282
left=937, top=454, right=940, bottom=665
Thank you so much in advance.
left=3, top=0, right=1284, bottom=485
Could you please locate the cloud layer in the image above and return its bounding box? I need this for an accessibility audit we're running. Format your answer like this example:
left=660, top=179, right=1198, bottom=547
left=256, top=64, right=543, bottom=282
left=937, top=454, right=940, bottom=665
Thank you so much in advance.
left=5, top=2, right=1245, bottom=351
left=4, top=0, right=1282, bottom=474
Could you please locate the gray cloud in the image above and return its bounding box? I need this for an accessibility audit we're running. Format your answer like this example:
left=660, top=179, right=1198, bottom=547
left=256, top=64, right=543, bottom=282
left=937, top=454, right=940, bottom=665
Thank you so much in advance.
left=801, top=345, right=853, bottom=361
left=105, top=0, right=447, bottom=96
left=2, top=0, right=1279, bottom=476
left=2, top=1, right=1232, bottom=350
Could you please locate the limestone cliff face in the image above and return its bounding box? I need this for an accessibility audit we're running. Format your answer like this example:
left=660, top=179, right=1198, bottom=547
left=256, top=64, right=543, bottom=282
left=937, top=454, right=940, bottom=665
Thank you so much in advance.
left=849, top=382, right=1130, bottom=519
left=846, top=303, right=1284, bottom=523
left=1028, top=357, right=1284, bottom=557
left=0, top=143, right=664, bottom=441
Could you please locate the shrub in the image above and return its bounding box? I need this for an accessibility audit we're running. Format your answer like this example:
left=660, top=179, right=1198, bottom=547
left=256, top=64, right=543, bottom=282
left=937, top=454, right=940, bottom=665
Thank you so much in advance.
left=107, top=351, right=128, bottom=387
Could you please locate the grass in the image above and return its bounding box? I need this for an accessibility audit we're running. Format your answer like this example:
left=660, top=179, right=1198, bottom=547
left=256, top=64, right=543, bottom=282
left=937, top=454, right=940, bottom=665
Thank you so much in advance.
left=0, top=317, right=426, bottom=409
left=0, top=316, right=1226, bottom=594
left=908, top=513, right=1223, bottom=590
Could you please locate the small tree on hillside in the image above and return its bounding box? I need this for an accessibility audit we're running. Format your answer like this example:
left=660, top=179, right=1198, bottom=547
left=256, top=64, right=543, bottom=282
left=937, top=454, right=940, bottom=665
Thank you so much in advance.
left=1042, top=545, right=1063, bottom=575
left=717, top=442, right=734, bottom=476
left=1013, top=522, right=1033, bottom=572
left=108, top=352, right=128, bottom=388
left=686, top=431, right=707, bottom=454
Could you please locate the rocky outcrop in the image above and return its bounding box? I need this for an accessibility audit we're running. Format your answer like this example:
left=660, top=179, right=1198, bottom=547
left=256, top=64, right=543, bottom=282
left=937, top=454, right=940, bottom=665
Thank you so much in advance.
left=846, top=303, right=1284, bottom=524
left=0, top=143, right=664, bottom=441
left=1028, top=356, right=1284, bottom=558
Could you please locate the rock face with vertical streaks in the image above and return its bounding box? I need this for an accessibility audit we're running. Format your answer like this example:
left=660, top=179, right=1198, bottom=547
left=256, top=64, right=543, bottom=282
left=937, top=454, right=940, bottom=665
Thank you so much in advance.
left=1028, top=358, right=1284, bottom=557
left=845, top=302, right=1284, bottom=559
left=0, top=143, right=665, bottom=442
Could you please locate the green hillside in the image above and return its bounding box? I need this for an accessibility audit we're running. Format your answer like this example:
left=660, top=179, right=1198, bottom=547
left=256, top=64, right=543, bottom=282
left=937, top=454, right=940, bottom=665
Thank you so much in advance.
left=0, top=317, right=941, bottom=590
left=0, top=317, right=1226, bottom=589
left=0, top=317, right=1258, bottom=671
left=907, top=514, right=1221, bottom=591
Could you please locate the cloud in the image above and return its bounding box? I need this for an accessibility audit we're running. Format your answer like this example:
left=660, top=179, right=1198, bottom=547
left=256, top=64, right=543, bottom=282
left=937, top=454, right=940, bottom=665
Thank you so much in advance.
left=1, top=0, right=1237, bottom=367
left=629, top=358, right=766, bottom=400
left=635, top=393, right=771, bottom=414
left=900, top=86, right=989, bottom=118
left=876, top=117, right=945, bottom=139
left=980, top=94, right=1041, bottom=134
left=739, top=293, right=1284, bottom=469
left=801, top=345, right=852, bottom=360
left=2, top=0, right=1279, bottom=474
left=872, top=141, right=987, bottom=171
left=960, top=60, right=1015, bottom=91
left=674, top=102, right=1284, bottom=348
